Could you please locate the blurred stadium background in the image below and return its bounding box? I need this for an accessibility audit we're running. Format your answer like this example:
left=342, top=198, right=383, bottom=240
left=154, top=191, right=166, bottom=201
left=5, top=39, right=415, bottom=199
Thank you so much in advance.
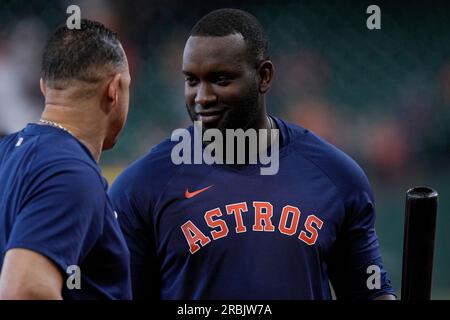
left=0, top=0, right=449, bottom=299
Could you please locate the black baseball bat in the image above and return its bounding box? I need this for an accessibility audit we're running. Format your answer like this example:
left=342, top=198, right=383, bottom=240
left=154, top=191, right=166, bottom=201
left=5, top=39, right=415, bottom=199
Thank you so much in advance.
left=401, top=186, right=438, bottom=300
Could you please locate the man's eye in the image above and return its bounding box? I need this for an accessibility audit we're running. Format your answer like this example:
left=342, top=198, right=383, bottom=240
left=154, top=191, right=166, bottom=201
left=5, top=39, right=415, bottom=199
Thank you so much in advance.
left=215, top=76, right=231, bottom=86
left=185, top=77, right=198, bottom=86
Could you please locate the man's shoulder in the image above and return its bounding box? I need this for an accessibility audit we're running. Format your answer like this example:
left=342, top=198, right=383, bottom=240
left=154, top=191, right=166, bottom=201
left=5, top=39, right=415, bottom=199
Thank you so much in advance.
left=32, top=133, right=101, bottom=177
left=1, top=127, right=97, bottom=174
left=285, top=121, right=371, bottom=194
left=111, top=137, right=180, bottom=190
left=12, top=128, right=105, bottom=191
left=0, top=129, right=106, bottom=209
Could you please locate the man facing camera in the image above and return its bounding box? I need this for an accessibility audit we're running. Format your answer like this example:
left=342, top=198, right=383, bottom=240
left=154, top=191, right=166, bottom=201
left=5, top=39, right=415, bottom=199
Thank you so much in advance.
left=0, top=19, right=131, bottom=299
left=110, top=9, right=395, bottom=300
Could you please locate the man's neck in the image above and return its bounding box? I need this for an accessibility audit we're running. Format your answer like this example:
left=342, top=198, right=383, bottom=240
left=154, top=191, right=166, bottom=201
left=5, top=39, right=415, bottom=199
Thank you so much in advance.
left=200, top=112, right=279, bottom=165
left=40, top=104, right=104, bottom=162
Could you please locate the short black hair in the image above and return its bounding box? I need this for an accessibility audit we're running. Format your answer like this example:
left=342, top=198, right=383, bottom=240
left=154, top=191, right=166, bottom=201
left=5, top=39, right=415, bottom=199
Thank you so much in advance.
left=41, top=19, right=126, bottom=88
left=190, top=8, right=269, bottom=67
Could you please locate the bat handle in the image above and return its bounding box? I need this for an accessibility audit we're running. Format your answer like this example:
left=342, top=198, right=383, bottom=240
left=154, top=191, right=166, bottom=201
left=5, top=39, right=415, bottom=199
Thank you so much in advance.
left=401, top=186, right=438, bottom=300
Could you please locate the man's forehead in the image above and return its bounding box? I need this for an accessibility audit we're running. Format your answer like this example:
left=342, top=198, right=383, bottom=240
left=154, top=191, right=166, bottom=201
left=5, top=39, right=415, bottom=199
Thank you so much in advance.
left=186, top=33, right=246, bottom=47
left=183, top=34, right=248, bottom=69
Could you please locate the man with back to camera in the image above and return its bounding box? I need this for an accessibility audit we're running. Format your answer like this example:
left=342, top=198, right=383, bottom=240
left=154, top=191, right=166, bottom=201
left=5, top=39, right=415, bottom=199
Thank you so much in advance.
left=0, top=19, right=132, bottom=299
left=109, top=8, right=396, bottom=300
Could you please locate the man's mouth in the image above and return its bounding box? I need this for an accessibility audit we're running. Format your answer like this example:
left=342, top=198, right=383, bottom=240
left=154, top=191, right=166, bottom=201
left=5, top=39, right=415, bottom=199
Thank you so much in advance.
left=196, top=109, right=227, bottom=125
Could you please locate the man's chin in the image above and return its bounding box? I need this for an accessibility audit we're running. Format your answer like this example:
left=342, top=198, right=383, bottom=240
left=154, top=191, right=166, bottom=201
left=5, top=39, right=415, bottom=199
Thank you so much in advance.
left=102, top=137, right=118, bottom=151
left=199, top=115, right=232, bottom=132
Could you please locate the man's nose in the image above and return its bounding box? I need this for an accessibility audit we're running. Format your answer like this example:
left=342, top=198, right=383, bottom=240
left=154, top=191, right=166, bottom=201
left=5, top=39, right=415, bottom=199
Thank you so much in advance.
left=194, top=83, right=217, bottom=107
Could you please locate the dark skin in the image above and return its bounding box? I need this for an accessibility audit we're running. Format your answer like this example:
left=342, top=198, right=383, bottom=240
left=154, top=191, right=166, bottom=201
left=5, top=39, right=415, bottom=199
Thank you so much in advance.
left=182, top=33, right=395, bottom=300
left=183, top=34, right=276, bottom=163
left=183, top=34, right=274, bottom=134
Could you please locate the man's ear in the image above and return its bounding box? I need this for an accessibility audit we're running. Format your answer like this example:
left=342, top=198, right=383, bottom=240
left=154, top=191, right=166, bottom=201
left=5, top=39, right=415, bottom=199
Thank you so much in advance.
left=257, top=60, right=274, bottom=94
left=106, top=73, right=122, bottom=110
left=39, top=78, right=46, bottom=97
